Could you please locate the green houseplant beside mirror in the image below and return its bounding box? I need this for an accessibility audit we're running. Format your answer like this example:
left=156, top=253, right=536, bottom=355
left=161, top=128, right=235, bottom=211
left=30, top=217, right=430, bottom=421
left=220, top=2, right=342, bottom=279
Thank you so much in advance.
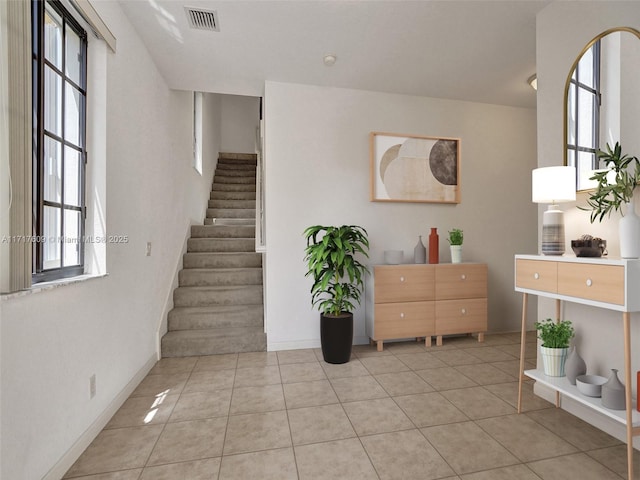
left=304, top=225, right=369, bottom=364
left=581, top=142, right=640, bottom=258
left=534, top=318, right=575, bottom=377
left=448, top=228, right=463, bottom=264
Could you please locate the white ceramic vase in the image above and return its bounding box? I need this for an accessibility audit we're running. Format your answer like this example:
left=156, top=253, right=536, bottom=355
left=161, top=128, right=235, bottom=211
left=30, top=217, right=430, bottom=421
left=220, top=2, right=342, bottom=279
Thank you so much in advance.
left=540, top=346, right=568, bottom=377
left=450, top=245, right=462, bottom=264
left=619, top=199, right=640, bottom=259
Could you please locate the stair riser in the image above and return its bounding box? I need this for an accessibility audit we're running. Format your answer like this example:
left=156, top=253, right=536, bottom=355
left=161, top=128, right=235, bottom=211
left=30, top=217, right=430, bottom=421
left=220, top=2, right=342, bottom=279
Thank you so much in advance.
left=191, top=225, right=255, bottom=238
left=219, top=155, right=257, bottom=163
left=187, top=238, right=255, bottom=252
left=183, top=253, right=262, bottom=268
left=208, top=199, right=255, bottom=209
left=179, top=269, right=263, bottom=286
left=161, top=332, right=266, bottom=357
left=210, top=191, right=256, bottom=201
left=168, top=306, right=264, bottom=330
left=207, top=208, right=255, bottom=219
left=174, top=287, right=263, bottom=307
left=212, top=183, right=256, bottom=192
left=205, top=218, right=254, bottom=226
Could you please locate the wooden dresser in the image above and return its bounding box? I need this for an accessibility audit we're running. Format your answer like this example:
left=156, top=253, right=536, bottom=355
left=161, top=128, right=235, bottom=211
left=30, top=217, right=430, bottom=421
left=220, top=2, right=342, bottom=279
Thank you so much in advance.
left=365, top=263, right=487, bottom=351
left=514, top=254, right=640, bottom=480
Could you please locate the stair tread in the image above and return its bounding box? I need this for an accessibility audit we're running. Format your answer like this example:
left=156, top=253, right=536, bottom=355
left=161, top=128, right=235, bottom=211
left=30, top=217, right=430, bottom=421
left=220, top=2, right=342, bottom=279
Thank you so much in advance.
left=163, top=327, right=264, bottom=338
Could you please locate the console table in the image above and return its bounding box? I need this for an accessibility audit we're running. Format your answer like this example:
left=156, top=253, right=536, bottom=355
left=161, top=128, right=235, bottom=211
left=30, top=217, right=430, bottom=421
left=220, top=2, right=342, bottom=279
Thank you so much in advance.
left=514, top=254, right=640, bottom=480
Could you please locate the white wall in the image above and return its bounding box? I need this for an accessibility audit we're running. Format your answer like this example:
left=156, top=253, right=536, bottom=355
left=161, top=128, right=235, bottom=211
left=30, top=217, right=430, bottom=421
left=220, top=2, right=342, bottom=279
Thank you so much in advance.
left=0, top=2, right=220, bottom=479
left=220, top=94, right=260, bottom=154
left=263, top=81, right=538, bottom=351
left=536, top=1, right=640, bottom=446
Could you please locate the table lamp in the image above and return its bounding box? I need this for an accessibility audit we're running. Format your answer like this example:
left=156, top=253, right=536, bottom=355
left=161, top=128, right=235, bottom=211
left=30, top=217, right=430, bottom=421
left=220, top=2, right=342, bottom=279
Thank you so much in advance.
left=532, top=166, right=576, bottom=255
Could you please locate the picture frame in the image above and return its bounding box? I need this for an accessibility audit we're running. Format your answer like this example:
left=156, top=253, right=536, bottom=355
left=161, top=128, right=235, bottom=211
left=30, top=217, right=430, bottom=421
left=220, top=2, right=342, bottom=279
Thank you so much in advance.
left=370, top=132, right=460, bottom=204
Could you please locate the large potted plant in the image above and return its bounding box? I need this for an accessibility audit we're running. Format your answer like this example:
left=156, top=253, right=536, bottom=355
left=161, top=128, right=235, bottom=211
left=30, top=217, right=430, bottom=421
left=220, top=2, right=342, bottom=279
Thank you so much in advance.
left=303, top=225, right=369, bottom=364
left=581, top=142, right=640, bottom=258
left=534, top=318, right=575, bottom=377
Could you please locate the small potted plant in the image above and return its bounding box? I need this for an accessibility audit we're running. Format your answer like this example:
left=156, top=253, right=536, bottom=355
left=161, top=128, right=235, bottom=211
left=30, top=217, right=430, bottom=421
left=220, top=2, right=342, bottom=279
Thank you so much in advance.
left=534, top=318, right=575, bottom=377
left=580, top=142, right=640, bottom=258
left=448, top=228, right=463, bottom=263
left=303, top=225, right=369, bottom=364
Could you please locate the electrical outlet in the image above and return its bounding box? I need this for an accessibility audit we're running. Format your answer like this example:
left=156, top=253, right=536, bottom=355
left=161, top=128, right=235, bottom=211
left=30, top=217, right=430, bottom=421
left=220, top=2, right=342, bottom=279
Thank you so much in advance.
left=89, top=374, right=96, bottom=399
left=146, top=242, right=152, bottom=257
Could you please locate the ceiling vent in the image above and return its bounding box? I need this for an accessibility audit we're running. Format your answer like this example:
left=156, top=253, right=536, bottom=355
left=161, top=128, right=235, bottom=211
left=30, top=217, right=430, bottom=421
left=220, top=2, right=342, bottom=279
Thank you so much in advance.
left=185, top=7, right=219, bottom=32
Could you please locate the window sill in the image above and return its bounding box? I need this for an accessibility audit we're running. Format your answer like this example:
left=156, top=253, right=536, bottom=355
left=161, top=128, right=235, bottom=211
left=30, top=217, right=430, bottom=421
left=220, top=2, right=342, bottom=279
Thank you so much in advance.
left=1, top=273, right=108, bottom=302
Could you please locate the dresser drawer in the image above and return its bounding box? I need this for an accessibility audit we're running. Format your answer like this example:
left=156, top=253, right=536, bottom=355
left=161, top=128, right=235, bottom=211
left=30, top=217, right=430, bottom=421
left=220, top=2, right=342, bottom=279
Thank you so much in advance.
left=435, top=298, right=487, bottom=335
left=515, top=259, right=557, bottom=293
left=374, top=266, right=435, bottom=303
left=557, top=263, right=624, bottom=305
left=436, top=264, right=487, bottom=300
left=374, top=301, right=435, bottom=339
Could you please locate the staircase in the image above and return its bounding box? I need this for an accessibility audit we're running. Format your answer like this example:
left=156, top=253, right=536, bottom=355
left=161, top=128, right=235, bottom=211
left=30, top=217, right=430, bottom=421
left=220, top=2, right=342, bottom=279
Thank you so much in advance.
left=161, top=153, right=266, bottom=357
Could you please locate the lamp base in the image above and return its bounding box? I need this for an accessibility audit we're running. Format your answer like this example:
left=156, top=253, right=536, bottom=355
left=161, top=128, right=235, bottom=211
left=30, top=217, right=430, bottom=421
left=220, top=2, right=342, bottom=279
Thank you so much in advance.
left=541, top=205, right=565, bottom=255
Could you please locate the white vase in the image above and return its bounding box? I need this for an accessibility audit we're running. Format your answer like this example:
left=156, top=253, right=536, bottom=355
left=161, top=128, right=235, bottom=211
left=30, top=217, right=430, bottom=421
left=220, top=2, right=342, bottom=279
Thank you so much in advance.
left=540, top=346, right=568, bottom=377
left=450, top=245, right=462, bottom=264
left=619, top=199, right=640, bottom=259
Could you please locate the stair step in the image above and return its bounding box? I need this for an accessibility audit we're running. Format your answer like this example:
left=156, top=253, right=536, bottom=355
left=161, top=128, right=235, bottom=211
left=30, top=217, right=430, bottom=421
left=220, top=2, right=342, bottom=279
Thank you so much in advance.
left=213, top=168, right=255, bottom=177
left=168, top=305, right=264, bottom=331
left=210, top=191, right=256, bottom=201
left=219, top=153, right=257, bottom=162
left=207, top=208, right=255, bottom=219
left=187, top=237, right=255, bottom=253
left=212, top=182, right=256, bottom=193
left=179, top=268, right=263, bottom=286
left=208, top=199, right=255, bottom=209
left=191, top=225, right=255, bottom=238
left=174, top=285, right=263, bottom=307
left=183, top=252, right=262, bottom=269
left=161, top=327, right=266, bottom=357
left=213, top=175, right=256, bottom=185
left=204, top=218, right=255, bottom=226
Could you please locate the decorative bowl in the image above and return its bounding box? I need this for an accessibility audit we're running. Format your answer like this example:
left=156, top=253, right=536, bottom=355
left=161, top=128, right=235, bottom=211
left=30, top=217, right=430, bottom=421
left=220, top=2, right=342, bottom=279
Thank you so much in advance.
left=571, top=239, right=606, bottom=257
left=576, top=374, right=607, bottom=397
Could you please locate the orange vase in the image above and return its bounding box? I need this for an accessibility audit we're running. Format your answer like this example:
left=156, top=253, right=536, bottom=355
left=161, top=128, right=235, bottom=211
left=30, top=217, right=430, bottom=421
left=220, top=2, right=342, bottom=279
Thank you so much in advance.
left=428, top=228, right=439, bottom=264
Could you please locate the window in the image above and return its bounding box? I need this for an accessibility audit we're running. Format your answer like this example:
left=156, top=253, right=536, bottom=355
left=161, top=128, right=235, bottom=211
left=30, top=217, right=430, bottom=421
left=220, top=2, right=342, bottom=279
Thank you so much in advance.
left=193, top=91, right=203, bottom=175
left=32, top=0, right=87, bottom=282
left=567, top=41, right=600, bottom=191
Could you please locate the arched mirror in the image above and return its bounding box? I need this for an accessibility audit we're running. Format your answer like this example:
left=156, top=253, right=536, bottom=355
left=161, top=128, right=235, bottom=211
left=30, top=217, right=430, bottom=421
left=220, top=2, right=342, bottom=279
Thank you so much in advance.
left=564, top=27, right=640, bottom=191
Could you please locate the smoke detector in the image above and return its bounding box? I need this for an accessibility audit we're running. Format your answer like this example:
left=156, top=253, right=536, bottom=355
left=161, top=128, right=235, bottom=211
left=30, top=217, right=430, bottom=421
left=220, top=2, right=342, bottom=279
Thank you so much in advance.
left=185, top=7, right=220, bottom=32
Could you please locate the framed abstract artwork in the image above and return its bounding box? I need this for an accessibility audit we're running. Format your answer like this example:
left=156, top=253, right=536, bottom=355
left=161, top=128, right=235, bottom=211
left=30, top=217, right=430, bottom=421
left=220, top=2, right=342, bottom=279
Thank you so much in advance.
left=370, top=132, right=460, bottom=204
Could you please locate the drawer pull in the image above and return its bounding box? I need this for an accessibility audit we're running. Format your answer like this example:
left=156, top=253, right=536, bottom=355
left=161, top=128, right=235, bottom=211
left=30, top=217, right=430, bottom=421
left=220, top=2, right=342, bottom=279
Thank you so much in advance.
left=461, top=308, right=467, bottom=315
left=586, top=278, right=593, bottom=287
left=400, top=312, right=404, bottom=318
left=461, top=274, right=466, bottom=280
left=400, top=276, right=405, bottom=283
left=534, top=273, right=540, bottom=280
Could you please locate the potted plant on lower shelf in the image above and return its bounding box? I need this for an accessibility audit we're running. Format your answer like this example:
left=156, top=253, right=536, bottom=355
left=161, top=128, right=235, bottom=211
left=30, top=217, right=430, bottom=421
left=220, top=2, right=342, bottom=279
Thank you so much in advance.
left=303, top=225, right=369, bottom=364
left=448, top=228, right=463, bottom=263
left=534, top=318, right=575, bottom=377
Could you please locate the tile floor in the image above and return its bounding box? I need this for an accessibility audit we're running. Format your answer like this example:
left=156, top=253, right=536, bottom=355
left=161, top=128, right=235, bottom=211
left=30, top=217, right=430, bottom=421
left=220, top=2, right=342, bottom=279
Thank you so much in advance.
left=63, top=332, right=638, bottom=479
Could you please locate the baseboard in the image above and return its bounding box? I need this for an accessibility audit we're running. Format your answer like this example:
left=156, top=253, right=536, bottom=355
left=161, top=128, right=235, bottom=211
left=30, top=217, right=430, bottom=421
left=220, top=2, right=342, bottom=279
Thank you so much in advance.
left=267, top=336, right=370, bottom=352
left=42, top=354, right=157, bottom=480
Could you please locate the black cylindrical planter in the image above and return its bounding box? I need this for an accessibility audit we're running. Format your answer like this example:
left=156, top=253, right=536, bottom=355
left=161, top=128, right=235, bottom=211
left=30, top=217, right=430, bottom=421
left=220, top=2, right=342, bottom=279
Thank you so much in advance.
left=320, top=313, right=353, bottom=364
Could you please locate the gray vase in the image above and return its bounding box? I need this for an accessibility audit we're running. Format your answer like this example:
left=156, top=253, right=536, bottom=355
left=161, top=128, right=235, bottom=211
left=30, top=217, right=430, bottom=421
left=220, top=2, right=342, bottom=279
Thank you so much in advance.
left=602, top=368, right=626, bottom=410
left=565, top=346, right=587, bottom=385
left=414, top=235, right=426, bottom=264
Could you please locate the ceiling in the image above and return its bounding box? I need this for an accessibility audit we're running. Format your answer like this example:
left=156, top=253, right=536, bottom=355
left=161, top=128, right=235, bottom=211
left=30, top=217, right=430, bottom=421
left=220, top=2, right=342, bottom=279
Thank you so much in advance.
left=118, top=0, right=551, bottom=108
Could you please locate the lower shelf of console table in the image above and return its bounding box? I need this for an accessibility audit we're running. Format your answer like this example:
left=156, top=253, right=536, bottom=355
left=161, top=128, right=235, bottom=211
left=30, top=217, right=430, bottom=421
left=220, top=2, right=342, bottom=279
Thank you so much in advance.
left=525, top=369, right=640, bottom=430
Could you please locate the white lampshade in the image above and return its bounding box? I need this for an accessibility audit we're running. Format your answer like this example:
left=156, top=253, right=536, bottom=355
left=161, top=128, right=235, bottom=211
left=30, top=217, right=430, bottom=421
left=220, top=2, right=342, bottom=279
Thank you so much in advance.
left=531, top=166, right=576, bottom=256
left=532, top=166, right=576, bottom=204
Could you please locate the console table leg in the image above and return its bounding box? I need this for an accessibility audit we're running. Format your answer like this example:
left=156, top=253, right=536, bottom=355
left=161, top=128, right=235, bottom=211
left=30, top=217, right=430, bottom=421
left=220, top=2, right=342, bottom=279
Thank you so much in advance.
left=517, top=293, right=528, bottom=414
left=477, top=332, right=485, bottom=342
left=425, top=336, right=432, bottom=348
left=376, top=340, right=383, bottom=352
left=436, top=335, right=443, bottom=347
left=623, top=312, right=634, bottom=480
